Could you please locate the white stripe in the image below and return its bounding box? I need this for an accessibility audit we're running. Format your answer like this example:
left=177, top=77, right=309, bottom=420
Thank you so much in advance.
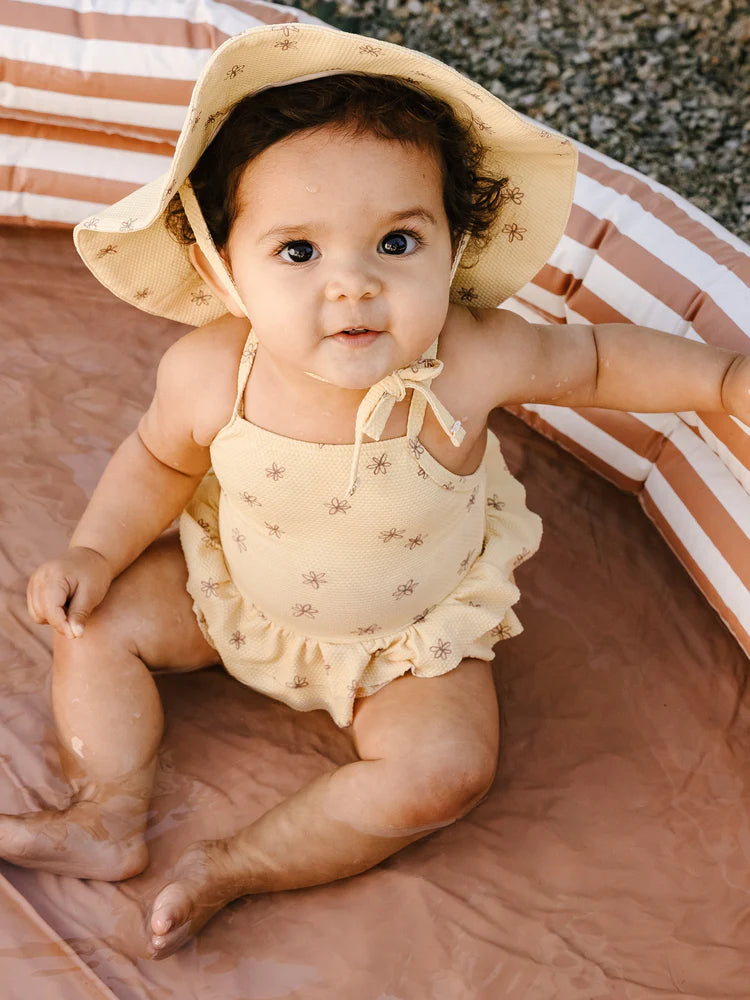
left=520, top=246, right=692, bottom=333
left=502, top=296, right=551, bottom=324
left=562, top=306, right=594, bottom=325
left=546, top=233, right=597, bottom=279
left=0, top=25, right=214, bottom=79
left=574, top=138, right=750, bottom=255
left=618, top=410, right=682, bottom=440
left=0, top=188, right=103, bottom=224
left=520, top=403, right=653, bottom=481
left=522, top=254, right=734, bottom=358
left=674, top=414, right=750, bottom=493
left=6, top=0, right=325, bottom=48
left=20, top=0, right=323, bottom=30
left=685, top=407, right=750, bottom=443
left=581, top=256, right=690, bottom=331
left=571, top=172, right=750, bottom=332
left=0, top=133, right=171, bottom=182
left=643, top=466, right=750, bottom=636
left=0, top=84, right=186, bottom=132
left=513, top=282, right=566, bottom=319
left=513, top=285, right=750, bottom=495
left=13, top=0, right=221, bottom=15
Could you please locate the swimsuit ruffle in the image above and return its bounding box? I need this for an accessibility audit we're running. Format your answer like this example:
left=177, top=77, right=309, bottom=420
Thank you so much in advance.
left=180, top=452, right=542, bottom=728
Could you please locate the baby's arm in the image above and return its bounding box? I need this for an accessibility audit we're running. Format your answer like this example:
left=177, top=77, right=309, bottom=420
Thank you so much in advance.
left=460, top=308, right=750, bottom=424
left=27, top=323, right=239, bottom=639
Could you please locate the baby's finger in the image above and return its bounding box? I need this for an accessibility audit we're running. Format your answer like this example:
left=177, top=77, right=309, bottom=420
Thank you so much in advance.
left=26, top=579, right=53, bottom=628
left=35, top=577, right=76, bottom=638
left=49, top=604, right=76, bottom=639
left=28, top=589, right=72, bottom=637
left=66, top=583, right=101, bottom=638
left=26, top=579, right=43, bottom=624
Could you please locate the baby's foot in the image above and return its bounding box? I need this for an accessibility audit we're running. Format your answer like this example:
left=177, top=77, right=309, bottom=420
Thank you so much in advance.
left=148, top=839, right=246, bottom=959
left=0, top=802, right=147, bottom=880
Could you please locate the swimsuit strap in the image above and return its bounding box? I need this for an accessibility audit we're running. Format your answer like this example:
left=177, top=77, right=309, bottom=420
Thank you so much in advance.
left=228, top=330, right=463, bottom=497
left=345, top=337, right=465, bottom=497
left=230, top=328, right=258, bottom=421
left=406, top=336, right=439, bottom=441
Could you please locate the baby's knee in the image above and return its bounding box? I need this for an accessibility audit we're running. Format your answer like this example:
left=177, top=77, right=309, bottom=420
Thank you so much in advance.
left=380, top=746, right=498, bottom=833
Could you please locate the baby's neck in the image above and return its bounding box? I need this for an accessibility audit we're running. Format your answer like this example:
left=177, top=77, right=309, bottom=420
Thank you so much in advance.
left=247, top=347, right=372, bottom=438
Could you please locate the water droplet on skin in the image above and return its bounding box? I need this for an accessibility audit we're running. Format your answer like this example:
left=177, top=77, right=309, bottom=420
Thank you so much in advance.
left=305, top=184, right=319, bottom=193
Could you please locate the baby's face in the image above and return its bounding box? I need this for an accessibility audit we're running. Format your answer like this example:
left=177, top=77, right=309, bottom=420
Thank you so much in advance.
left=223, top=124, right=453, bottom=391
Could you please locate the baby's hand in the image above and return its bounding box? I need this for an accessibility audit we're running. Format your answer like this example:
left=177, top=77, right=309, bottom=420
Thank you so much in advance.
left=26, top=547, right=113, bottom=639
left=723, top=355, right=750, bottom=427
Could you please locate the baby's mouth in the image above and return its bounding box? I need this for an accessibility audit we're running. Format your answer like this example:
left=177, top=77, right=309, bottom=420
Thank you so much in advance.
left=330, top=327, right=382, bottom=345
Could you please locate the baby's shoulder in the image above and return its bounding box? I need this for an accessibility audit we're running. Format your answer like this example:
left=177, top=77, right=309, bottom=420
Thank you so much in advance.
left=439, top=301, right=530, bottom=371
left=440, top=302, right=531, bottom=355
left=156, top=314, right=251, bottom=445
left=164, top=313, right=250, bottom=371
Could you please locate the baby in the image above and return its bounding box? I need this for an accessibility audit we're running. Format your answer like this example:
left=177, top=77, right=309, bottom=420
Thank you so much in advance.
left=9, top=25, right=750, bottom=959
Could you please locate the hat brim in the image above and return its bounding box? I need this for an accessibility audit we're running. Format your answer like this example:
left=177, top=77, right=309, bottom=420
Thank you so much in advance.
left=74, top=23, right=577, bottom=326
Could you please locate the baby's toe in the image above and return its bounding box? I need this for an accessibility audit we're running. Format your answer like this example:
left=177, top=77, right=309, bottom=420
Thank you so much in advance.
left=150, top=921, right=194, bottom=960
left=150, top=882, right=192, bottom=937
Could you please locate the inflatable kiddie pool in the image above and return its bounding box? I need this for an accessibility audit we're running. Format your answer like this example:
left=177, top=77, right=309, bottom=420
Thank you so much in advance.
left=1, top=3, right=748, bottom=997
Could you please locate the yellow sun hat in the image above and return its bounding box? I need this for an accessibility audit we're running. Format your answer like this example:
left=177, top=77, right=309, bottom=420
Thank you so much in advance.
left=74, top=22, right=577, bottom=327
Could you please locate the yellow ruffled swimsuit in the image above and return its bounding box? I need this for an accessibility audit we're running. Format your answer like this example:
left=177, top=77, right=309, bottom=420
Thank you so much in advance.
left=180, top=330, right=542, bottom=727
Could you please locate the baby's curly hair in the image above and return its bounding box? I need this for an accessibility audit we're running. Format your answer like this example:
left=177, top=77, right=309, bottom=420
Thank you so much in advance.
left=165, top=74, right=507, bottom=255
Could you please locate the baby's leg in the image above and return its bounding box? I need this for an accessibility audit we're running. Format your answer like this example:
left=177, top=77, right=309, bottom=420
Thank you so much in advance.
left=147, top=657, right=499, bottom=958
left=0, top=532, right=216, bottom=879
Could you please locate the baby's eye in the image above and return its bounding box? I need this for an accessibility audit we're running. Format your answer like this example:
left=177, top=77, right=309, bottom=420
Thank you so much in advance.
left=278, top=240, right=319, bottom=264
left=378, top=231, right=420, bottom=256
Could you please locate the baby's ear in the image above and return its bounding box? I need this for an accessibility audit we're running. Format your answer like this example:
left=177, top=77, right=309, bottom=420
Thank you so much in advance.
left=188, top=243, right=246, bottom=318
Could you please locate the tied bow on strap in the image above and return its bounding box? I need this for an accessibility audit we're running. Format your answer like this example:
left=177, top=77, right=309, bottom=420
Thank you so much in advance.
left=345, top=357, right=465, bottom=497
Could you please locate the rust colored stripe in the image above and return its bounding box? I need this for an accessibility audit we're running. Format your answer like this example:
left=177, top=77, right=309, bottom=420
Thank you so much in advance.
left=0, top=214, right=70, bottom=229
left=530, top=262, right=750, bottom=468
left=512, top=293, right=566, bottom=325
left=218, top=0, right=302, bottom=25
left=577, top=150, right=750, bottom=281
left=1, top=108, right=180, bottom=144
left=1, top=56, right=196, bottom=106
left=0, top=163, right=138, bottom=208
left=683, top=417, right=750, bottom=478
left=502, top=404, right=644, bottom=493
left=573, top=408, right=667, bottom=462
left=697, top=412, right=750, bottom=472
left=564, top=204, right=750, bottom=354
left=518, top=402, right=665, bottom=463
left=640, top=491, right=750, bottom=657
left=532, top=221, right=749, bottom=354
left=655, top=438, right=750, bottom=588
left=0, top=116, right=176, bottom=156
left=528, top=266, right=630, bottom=323
left=0, top=0, right=230, bottom=47
left=566, top=282, right=632, bottom=324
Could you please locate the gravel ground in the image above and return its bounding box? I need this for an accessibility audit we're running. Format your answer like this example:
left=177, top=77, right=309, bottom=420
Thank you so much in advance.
left=279, top=0, right=749, bottom=243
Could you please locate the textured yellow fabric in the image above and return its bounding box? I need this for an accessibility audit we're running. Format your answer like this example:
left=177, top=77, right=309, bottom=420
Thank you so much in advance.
left=180, top=331, right=542, bottom=726
left=73, top=24, right=577, bottom=326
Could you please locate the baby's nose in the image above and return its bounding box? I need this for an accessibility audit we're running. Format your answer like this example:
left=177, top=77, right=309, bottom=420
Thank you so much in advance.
left=324, top=261, right=382, bottom=301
